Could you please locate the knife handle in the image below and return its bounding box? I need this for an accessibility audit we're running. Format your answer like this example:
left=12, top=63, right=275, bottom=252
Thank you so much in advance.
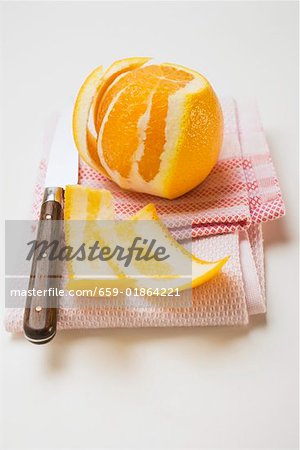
left=23, top=187, right=64, bottom=344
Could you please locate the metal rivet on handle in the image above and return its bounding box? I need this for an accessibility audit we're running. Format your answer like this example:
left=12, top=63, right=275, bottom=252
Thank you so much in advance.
left=45, top=214, right=51, bottom=219
left=35, top=306, right=42, bottom=312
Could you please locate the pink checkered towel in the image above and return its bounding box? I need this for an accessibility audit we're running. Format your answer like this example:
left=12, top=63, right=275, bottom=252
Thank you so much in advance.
left=79, top=98, right=285, bottom=240
left=4, top=98, right=285, bottom=332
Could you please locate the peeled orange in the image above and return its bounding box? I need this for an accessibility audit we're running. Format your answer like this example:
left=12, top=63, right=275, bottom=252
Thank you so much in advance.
left=73, top=58, right=223, bottom=199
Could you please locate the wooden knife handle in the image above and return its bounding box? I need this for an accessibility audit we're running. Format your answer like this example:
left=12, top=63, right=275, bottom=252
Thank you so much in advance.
left=23, top=187, right=64, bottom=344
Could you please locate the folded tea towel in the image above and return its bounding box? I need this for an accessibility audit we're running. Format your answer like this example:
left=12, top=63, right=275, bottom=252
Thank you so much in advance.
left=4, top=99, right=284, bottom=331
left=78, top=98, right=285, bottom=239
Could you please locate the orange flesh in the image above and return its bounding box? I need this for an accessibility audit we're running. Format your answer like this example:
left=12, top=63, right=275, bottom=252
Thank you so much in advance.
left=93, top=59, right=150, bottom=133
left=98, top=65, right=194, bottom=181
left=139, top=66, right=193, bottom=181
left=99, top=74, right=156, bottom=178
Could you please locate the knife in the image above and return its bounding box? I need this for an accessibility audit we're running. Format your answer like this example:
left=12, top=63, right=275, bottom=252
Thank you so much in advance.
left=23, top=105, right=79, bottom=344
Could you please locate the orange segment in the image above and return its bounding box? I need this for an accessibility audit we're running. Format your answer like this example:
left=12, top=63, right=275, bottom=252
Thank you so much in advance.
left=138, top=66, right=194, bottom=182
left=98, top=70, right=157, bottom=178
left=93, top=57, right=151, bottom=133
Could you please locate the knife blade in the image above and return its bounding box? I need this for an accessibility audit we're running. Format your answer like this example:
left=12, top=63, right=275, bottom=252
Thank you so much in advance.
left=23, top=105, right=79, bottom=344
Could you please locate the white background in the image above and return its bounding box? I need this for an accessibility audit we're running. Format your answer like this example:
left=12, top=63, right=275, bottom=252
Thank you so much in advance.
left=1, top=2, right=298, bottom=449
